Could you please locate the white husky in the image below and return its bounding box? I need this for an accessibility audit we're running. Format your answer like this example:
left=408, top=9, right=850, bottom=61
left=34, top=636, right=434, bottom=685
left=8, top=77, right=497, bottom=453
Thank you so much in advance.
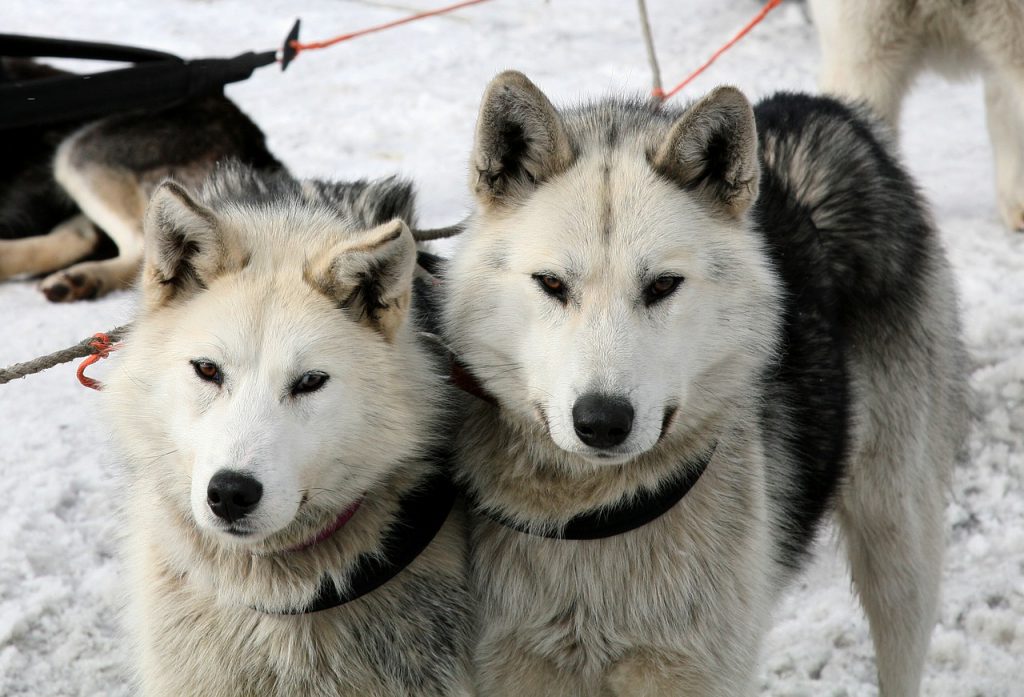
left=443, top=72, right=968, bottom=696
left=810, top=0, right=1024, bottom=231
left=104, top=166, right=474, bottom=697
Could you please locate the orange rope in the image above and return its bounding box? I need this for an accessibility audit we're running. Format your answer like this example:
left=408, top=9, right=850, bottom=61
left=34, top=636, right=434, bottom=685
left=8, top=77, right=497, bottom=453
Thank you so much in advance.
left=290, top=0, right=495, bottom=56
left=656, top=0, right=782, bottom=100
left=76, top=332, right=120, bottom=391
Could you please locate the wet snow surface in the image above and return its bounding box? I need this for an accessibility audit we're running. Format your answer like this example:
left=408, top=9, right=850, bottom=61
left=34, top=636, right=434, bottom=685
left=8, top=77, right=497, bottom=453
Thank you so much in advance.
left=1, top=1, right=1021, bottom=694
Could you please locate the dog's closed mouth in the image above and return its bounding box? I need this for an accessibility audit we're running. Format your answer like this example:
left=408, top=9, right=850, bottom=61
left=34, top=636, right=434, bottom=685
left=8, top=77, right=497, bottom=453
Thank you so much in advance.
left=285, top=497, right=363, bottom=553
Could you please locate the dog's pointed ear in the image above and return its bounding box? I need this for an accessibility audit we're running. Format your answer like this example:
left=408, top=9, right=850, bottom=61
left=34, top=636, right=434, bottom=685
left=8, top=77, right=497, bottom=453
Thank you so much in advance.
left=310, top=219, right=417, bottom=341
left=472, top=70, right=573, bottom=206
left=653, top=86, right=760, bottom=218
left=143, top=181, right=231, bottom=306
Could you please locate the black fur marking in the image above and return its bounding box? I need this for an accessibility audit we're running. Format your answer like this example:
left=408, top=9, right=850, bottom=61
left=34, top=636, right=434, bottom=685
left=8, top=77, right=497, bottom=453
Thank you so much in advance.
left=600, top=161, right=614, bottom=241
left=752, top=92, right=937, bottom=568
left=341, top=259, right=391, bottom=320
left=156, top=226, right=205, bottom=291
left=604, top=121, right=620, bottom=148
left=231, top=173, right=416, bottom=232
left=699, top=131, right=732, bottom=189
left=496, top=120, right=531, bottom=187
left=69, top=94, right=282, bottom=174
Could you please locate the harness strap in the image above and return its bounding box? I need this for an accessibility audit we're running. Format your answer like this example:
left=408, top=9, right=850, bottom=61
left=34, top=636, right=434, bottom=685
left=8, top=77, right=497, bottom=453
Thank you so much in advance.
left=0, top=51, right=276, bottom=130
left=472, top=442, right=717, bottom=540
left=0, top=33, right=178, bottom=63
left=0, top=31, right=292, bottom=130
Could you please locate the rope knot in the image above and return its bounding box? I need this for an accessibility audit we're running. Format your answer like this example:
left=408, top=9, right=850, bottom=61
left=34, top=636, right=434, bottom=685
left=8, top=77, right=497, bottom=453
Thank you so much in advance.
left=77, top=332, right=121, bottom=391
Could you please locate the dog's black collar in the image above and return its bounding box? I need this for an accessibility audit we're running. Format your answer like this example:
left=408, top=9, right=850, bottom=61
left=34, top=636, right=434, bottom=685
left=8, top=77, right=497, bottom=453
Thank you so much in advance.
left=273, top=460, right=456, bottom=615
left=472, top=442, right=716, bottom=540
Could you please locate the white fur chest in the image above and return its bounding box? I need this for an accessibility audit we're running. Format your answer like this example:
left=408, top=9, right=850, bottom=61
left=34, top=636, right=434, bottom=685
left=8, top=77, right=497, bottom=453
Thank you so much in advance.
left=469, top=457, right=775, bottom=677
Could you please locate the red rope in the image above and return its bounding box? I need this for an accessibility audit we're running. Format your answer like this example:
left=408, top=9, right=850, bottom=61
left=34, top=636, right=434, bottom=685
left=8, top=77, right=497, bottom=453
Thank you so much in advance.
left=290, top=0, right=495, bottom=56
left=656, top=0, right=783, bottom=100
left=76, top=333, right=119, bottom=391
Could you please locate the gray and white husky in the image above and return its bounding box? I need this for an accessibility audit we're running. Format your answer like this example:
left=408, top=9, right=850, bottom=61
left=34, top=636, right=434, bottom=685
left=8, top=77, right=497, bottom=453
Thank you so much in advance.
left=443, top=71, right=969, bottom=696
left=810, top=0, right=1024, bottom=231
left=104, top=166, right=474, bottom=697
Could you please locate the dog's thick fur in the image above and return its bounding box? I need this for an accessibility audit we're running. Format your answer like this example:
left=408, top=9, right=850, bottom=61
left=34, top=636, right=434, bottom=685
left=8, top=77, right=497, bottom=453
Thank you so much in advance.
left=103, top=166, right=473, bottom=696
left=809, top=0, right=1024, bottom=231
left=443, top=71, right=969, bottom=696
left=0, top=58, right=280, bottom=301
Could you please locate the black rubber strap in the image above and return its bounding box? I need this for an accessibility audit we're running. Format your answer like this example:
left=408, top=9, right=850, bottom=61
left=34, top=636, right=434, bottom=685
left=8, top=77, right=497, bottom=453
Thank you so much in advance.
left=0, top=52, right=276, bottom=130
left=473, top=442, right=717, bottom=540
left=0, top=33, right=179, bottom=63
left=277, top=462, right=457, bottom=615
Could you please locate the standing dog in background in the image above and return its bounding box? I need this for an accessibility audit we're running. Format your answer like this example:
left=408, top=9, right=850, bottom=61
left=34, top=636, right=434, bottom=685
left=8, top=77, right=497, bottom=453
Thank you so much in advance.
left=444, top=71, right=968, bottom=696
left=810, top=0, right=1024, bottom=231
left=0, top=57, right=280, bottom=301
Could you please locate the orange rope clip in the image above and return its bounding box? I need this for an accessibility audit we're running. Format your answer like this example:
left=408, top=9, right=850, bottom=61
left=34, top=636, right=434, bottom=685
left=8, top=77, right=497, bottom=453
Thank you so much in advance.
left=77, top=332, right=119, bottom=391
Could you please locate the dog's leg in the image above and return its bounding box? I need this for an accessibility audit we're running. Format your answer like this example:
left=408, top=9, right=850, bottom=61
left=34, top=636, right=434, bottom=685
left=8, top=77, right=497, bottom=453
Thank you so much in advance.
left=0, top=214, right=99, bottom=281
left=40, top=143, right=147, bottom=301
left=475, top=638, right=587, bottom=697
left=605, top=648, right=754, bottom=697
left=809, top=0, right=918, bottom=129
left=983, top=70, right=1024, bottom=231
left=40, top=254, right=143, bottom=302
left=837, top=405, right=949, bottom=697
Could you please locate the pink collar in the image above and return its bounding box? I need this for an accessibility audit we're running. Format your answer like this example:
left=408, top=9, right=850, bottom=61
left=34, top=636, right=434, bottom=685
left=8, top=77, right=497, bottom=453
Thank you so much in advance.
left=286, top=498, right=363, bottom=553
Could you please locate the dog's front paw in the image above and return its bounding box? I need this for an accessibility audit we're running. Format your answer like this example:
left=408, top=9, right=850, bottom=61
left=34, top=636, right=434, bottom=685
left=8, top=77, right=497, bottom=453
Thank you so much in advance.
left=40, top=270, right=102, bottom=302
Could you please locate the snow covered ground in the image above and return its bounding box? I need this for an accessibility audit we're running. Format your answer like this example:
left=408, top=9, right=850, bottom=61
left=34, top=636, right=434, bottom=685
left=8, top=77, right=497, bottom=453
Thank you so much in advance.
left=1, top=0, right=1021, bottom=694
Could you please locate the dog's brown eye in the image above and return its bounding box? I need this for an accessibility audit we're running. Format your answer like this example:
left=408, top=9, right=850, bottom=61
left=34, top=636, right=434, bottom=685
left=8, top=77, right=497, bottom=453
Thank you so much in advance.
left=644, top=275, right=683, bottom=305
left=533, top=273, right=568, bottom=303
left=191, top=360, right=222, bottom=385
left=292, top=371, right=329, bottom=396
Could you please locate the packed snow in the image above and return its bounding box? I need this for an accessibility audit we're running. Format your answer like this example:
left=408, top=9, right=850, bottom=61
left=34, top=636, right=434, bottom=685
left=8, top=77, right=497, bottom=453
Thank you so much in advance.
left=0, top=1, right=1021, bottom=695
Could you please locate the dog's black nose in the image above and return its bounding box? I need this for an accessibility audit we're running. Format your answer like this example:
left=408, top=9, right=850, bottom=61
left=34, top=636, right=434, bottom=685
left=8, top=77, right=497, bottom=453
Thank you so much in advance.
left=207, top=470, right=263, bottom=522
left=572, top=393, right=634, bottom=449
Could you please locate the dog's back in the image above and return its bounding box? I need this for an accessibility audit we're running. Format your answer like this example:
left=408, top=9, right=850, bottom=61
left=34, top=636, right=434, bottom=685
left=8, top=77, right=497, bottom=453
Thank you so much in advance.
left=752, top=93, right=969, bottom=574
left=756, top=94, right=969, bottom=694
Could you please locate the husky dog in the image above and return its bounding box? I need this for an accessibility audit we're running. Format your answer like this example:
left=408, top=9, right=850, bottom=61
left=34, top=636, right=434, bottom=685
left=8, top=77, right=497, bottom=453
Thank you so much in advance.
left=103, top=166, right=474, bottom=697
left=809, top=0, right=1024, bottom=231
left=443, top=71, right=968, bottom=697
left=0, top=58, right=280, bottom=301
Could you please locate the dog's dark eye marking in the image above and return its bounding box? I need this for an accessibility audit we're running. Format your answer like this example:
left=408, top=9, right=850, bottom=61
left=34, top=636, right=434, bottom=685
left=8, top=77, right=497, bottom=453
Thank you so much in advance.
left=532, top=273, right=568, bottom=303
left=291, top=371, right=329, bottom=396
left=644, top=275, right=684, bottom=306
left=191, top=359, right=223, bottom=385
